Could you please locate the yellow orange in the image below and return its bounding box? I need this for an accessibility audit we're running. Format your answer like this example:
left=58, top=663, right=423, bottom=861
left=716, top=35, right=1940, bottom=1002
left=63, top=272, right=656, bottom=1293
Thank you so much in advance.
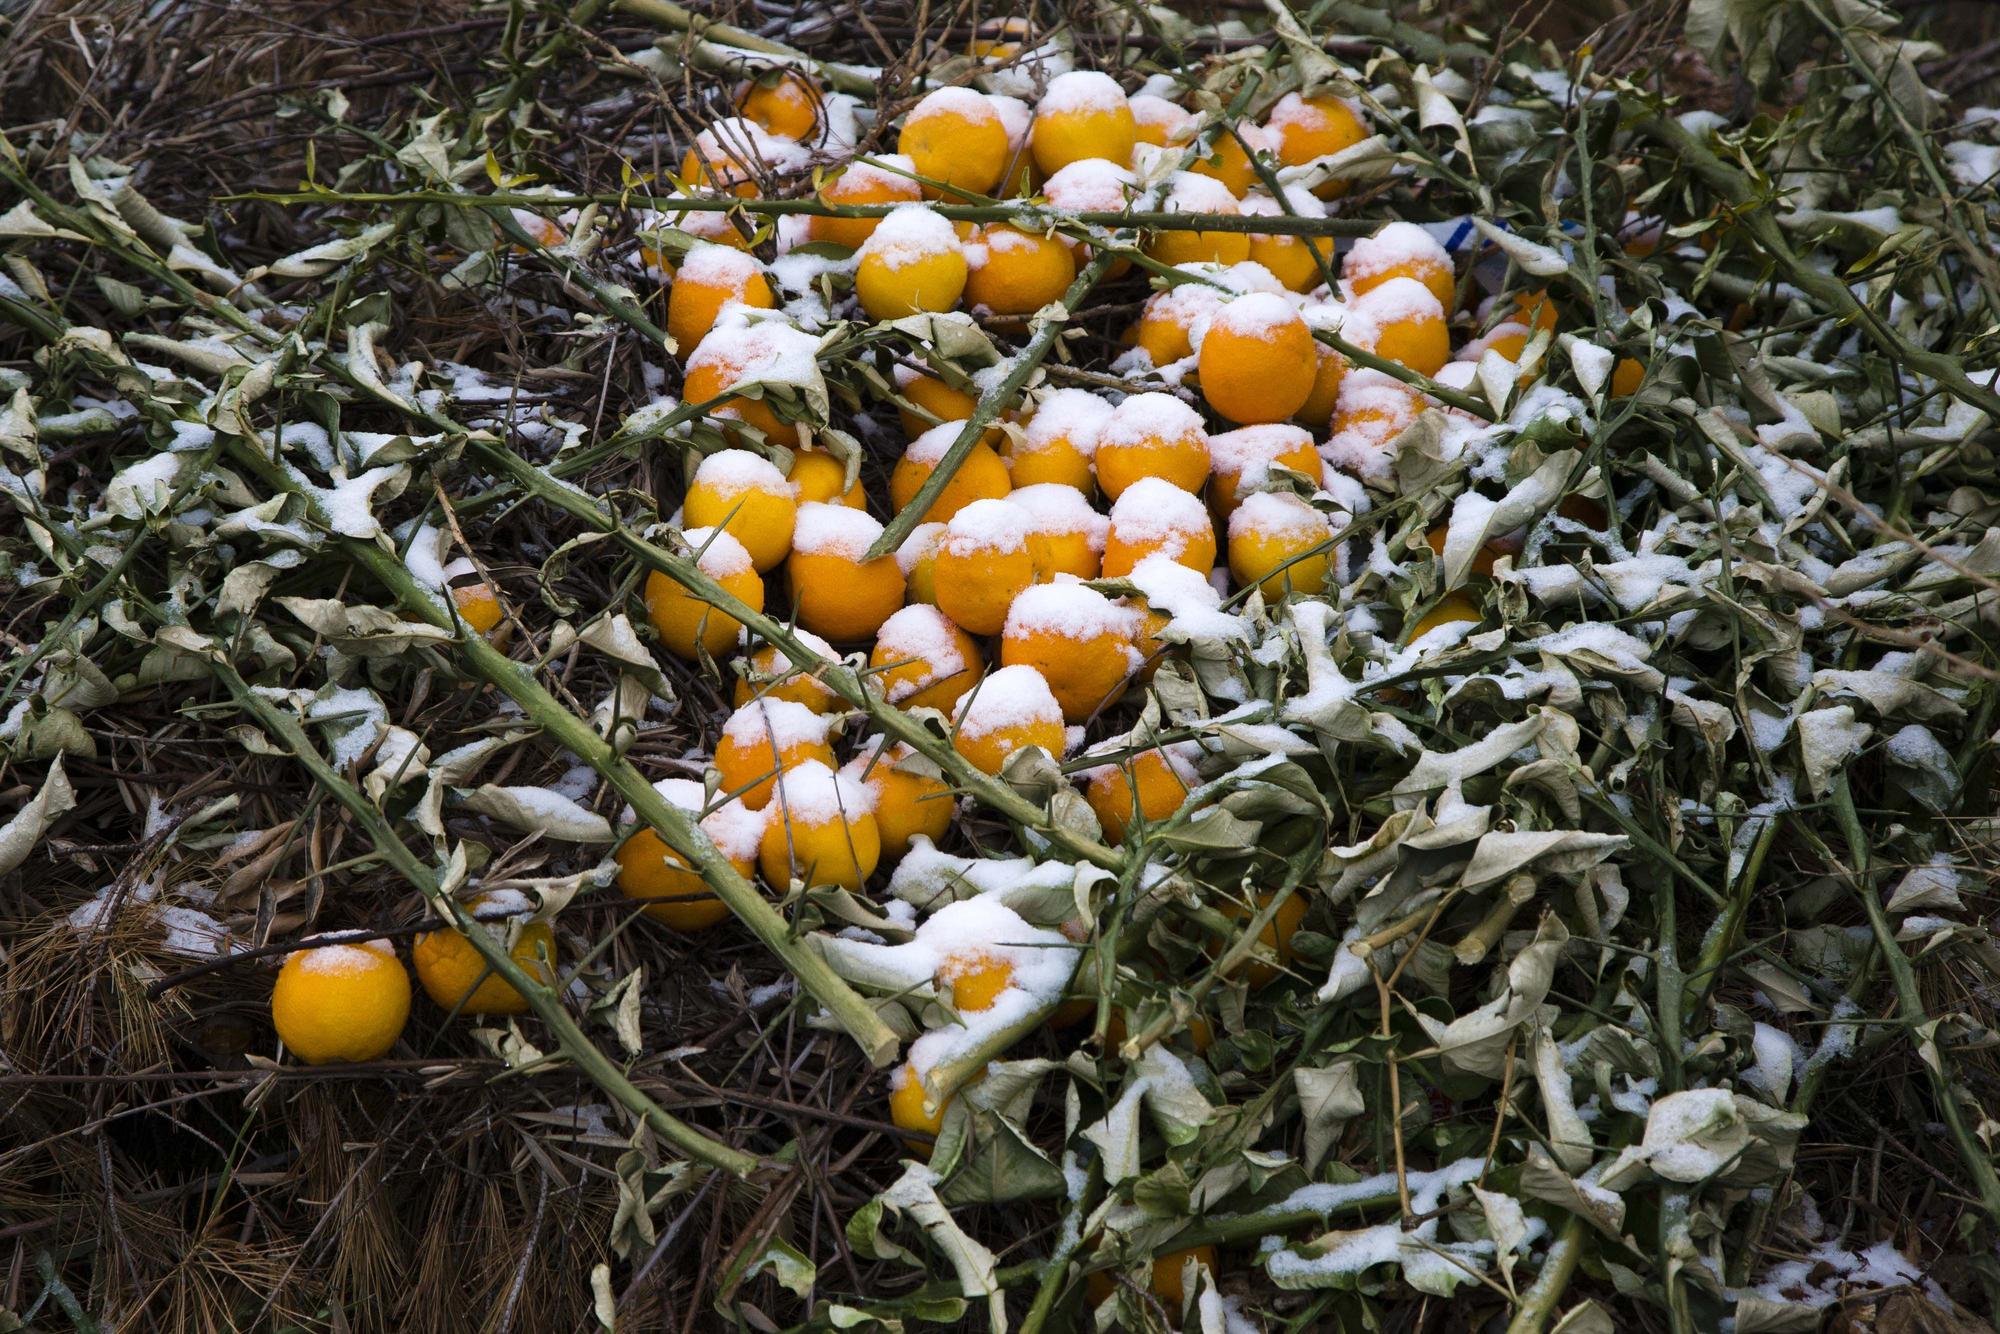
left=682, top=447, right=798, bottom=572
left=890, top=423, right=1013, bottom=526
left=732, top=626, right=840, bottom=711
left=1006, top=389, right=1108, bottom=491
left=1267, top=91, right=1368, bottom=196
left=1146, top=172, right=1250, bottom=267
left=646, top=526, right=766, bottom=661
left=1009, top=481, right=1109, bottom=580
left=786, top=449, right=865, bottom=508
left=964, top=224, right=1076, bottom=321
left=1130, top=284, right=1223, bottom=368
left=812, top=155, right=924, bottom=250
left=1297, top=340, right=1347, bottom=431
left=932, top=498, right=1037, bottom=636
left=897, top=522, right=946, bottom=605
left=787, top=502, right=906, bottom=642
left=758, top=760, right=880, bottom=890
left=1030, top=71, right=1136, bottom=176
left=1082, top=748, right=1194, bottom=845
left=1342, top=220, right=1455, bottom=309
left=898, top=87, right=1010, bottom=198
left=953, top=663, right=1067, bottom=775
left=736, top=70, right=820, bottom=141
left=844, top=738, right=953, bottom=858
left=1102, top=476, right=1216, bottom=578
left=1093, top=392, right=1209, bottom=499
left=870, top=603, right=984, bottom=714
left=1408, top=592, right=1483, bottom=645
left=854, top=204, right=967, bottom=319
left=1208, top=424, right=1323, bottom=515
left=1346, top=276, right=1448, bottom=376
left=451, top=583, right=505, bottom=636
left=1000, top=582, right=1138, bottom=721
left=714, top=697, right=835, bottom=810
left=682, top=321, right=816, bottom=448
left=1188, top=122, right=1273, bottom=197
left=413, top=898, right=556, bottom=1017
left=1228, top=491, right=1333, bottom=600
left=669, top=243, right=775, bottom=352
left=1197, top=292, right=1318, bottom=425
left=270, top=940, right=410, bottom=1065
left=615, top=778, right=765, bottom=930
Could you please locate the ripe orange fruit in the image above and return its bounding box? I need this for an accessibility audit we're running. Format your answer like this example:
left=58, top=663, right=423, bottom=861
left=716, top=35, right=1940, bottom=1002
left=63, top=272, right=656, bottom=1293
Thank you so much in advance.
left=1146, top=172, right=1250, bottom=266
left=1009, top=481, right=1109, bottom=580
left=1208, top=423, right=1323, bottom=515
left=987, top=93, right=1037, bottom=196
left=1296, top=339, right=1348, bottom=430
left=964, top=224, right=1076, bottom=321
left=732, top=626, right=840, bottom=712
left=645, top=527, right=765, bottom=661
left=1197, top=292, right=1318, bottom=425
left=682, top=321, right=816, bottom=448
left=736, top=69, right=820, bottom=141
left=1343, top=220, right=1455, bottom=310
left=1407, top=592, right=1483, bottom=645
left=1093, top=392, right=1210, bottom=499
left=897, top=87, right=1011, bottom=198
left=614, top=778, right=766, bottom=931
left=953, top=663, right=1067, bottom=775
left=1462, top=320, right=1532, bottom=367
left=938, top=949, right=1014, bottom=1011
left=1324, top=369, right=1422, bottom=479
left=270, top=940, right=410, bottom=1065
left=1129, top=284, right=1223, bottom=368
left=1267, top=91, right=1368, bottom=196
left=1130, top=93, right=1194, bottom=148
left=1228, top=491, right=1334, bottom=600
left=932, top=497, right=1037, bottom=636
left=1610, top=357, right=1645, bottom=396
left=1081, top=747, right=1194, bottom=845
left=812, top=155, right=924, bottom=250
left=681, top=117, right=805, bottom=197
left=890, top=423, right=1013, bottom=525
left=1188, top=122, right=1274, bottom=197
left=714, top=697, right=836, bottom=810
left=870, top=603, right=984, bottom=714
left=786, top=449, right=865, bottom=508
left=668, top=243, right=776, bottom=357
left=855, top=204, right=968, bottom=319
left=1000, top=582, right=1140, bottom=721
left=1086, top=1245, right=1217, bottom=1310
left=787, top=502, right=906, bottom=642
left=889, top=1060, right=949, bottom=1156
left=1242, top=190, right=1334, bottom=293
left=844, top=737, right=953, bottom=859
left=1102, top=476, right=1216, bottom=577
left=1030, top=71, right=1136, bottom=176
left=896, top=521, right=947, bottom=605
left=1345, top=276, right=1449, bottom=376
left=1042, top=159, right=1138, bottom=269
left=894, top=367, right=983, bottom=440
left=1216, top=890, right=1307, bottom=987
left=451, top=582, right=505, bottom=636
left=413, top=897, right=557, bottom=1017
left=1007, top=388, right=1109, bottom=491
left=758, top=759, right=881, bottom=890
left=1512, top=288, right=1559, bottom=334
left=682, top=448, right=798, bottom=572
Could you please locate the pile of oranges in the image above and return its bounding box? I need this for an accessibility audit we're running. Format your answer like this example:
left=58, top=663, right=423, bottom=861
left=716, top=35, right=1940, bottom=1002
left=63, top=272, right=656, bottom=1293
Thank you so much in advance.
left=276, top=53, right=1619, bottom=1237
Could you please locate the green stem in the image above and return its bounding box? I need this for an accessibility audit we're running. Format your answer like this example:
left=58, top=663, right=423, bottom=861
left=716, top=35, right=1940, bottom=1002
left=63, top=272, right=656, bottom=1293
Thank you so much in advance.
left=1504, top=1216, right=1588, bottom=1334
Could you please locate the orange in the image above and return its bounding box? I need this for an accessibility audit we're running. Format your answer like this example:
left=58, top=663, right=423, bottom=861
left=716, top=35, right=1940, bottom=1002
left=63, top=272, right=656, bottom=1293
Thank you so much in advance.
left=1129, top=284, right=1223, bottom=368
left=786, top=449, right=865, bottom=508
left=1342, top=220, right=1455, bottom=310
left=1345, top=276, right=1449, bottom=376
left=1006, top=388, right=1108, bottom=491
left=968, top=15, right=1031, bottom=60
left=1216, top=890, right=1306, bottom=987
left=1081, top=748, right=1193, bottom=845
left=1102, top=477, right=1216, bottom=578
left=1267, top=91, right=1368, bottom=196
left=987, top=93, right=1038, bottom=197
left=889, top=1060, right=949, bottom=1156
left=1208, top=423, right=1323, bottom=515
left=681, top=117, right=804, bottom=197
left=1323, top=370, right=1422, bottom=479
left=1009, top=481, right=1109, bottom=580
left=1197, top=292, right=1318, bottom=424
left=964, top=224, right=1076, bottom=321
left=714, top=697, right=835, bottom=810
left=1407, top=592, right=1482, bottom=645
left=1188, top=122, right=1273, bottom=197
left=451, top=582, right=505, bottom=636
left=682, top=447, right=798, bottom=572
left=889, top=423, right=1013, bottom=525
left=870, top=603, right=984, bottom=714
left=897, top=522, right=946, bottom=605
left=1130, top=93, right=1194, bottom=148
left=932, top=498, right=1037, bottom=635
left=645, top=527, right=766, bottom=661
left=1000, top=582, right=1139, bottom=721
left=413, top=897, right=556, bottom=1017
left=1242, top=189, right=1334, bottom=293
left=732, top=626, right=840, bottom=712
left=1228, top=491, right=1333, bottom=600
left=897, top=87, right=1010, bottom=198
left=1513, top=289, right=1559, bottom=334
left=1611, top=357, right=1645, bottom=397
left=1296, top=339, right=1348, bottom=431
left=1093, top=392, right=1210, bottom=499
left=894, top=367, right=983, bottom=440
left=1030, top=71, right=1136, bottom=176
left=614, top=778, right=766, bottom=930
left=682, top=321, right=816, bottom=448
left=953, top=663, right=1067, bottom=775
left=938, top=950, right=1014, bottom=1012
left=667, top=243, right=775, bottom=357
left=787, top=502, right=906, bottom=642
left=758, top=759, right=881, bottom=890
left=736, top=69, right=820, bottom=141
left=1461, top=320, right=1531, bottom=368
left=1423, top=525, right=1499, bottom=580
left=855, top=204, right=968, bottom=319
left=811, top=155, right=924, bottom=250
left=844, top=738, right=952, bottom=859
left=1041, top=158, right=1138, bottom=270
left=1086, top=1245, right=1217, bottom=1310
left=270, top=940, right=410, bottom=1065
left=1146, top=172, right=1250, bottom=266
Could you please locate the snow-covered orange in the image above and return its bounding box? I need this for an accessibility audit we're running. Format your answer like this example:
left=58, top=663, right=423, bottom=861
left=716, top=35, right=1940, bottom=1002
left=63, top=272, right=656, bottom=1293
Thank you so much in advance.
left=1081, top=746, right=1194, bottom=844
left=894, top=367, right=984, bottom=440
left=736, top=69, right=820, bottom=141
left=1197, top=292, right=1318, bottom=425
left=646, top=527, right=765, bottom=661
left=932, top=497, right=1037, bottom=635
left=1129, top=283, right=1223, bottom=368
left=682, top=321, right=816, bottom=448
left=1006, top=388, right=1108, bottom=491
left=1145, top=172, right=1250, bottom=267
left=1208, top=423, right=1323, bottom=515
left=1029, top=72, right=1135, bottom=177
left=1324, top=369, right=1422, bottom=481
left=889, top=1060, right=948, bottom=1155
left=1345, top=275, right=1449, bottom=376
left=681, top=117, right=806, bottom=197
left=939, top=950, right=1013, bottom=1011
left=1093, top=392, right=1210, bottom=499
left=897, top=522, right=946, bottom=605
left=1241, top=188, right=1334, bottom=292
left=870, top=603, right=983, bottom=714
left=964, top=224, right=1076, bottom=320
left=953, top=663, right=1067, bottom=775
left=1611, top=357, right=1645, bottom=397
left=413, top=897, right=556, bottom=1017
left=987, top=93, right=1037, bottom=196
left=1512, top=288, right=1559, bottom=333
left=614, top=778, right=765, bottom=931
left=855, top=204, right=968, bottom=319
left=1001, top=582, right=1138, bottom=721
left=811, top=155, right=923, bottom=250
left=271, top=940, right=410, bottom=1065
left=1217, top=890, right=1306, bottom=987
left=1297, top=339, right=1348, bottom=429
left=681, top=447, right=798, bottom=571
left=1010, top=481, right=1109, bottom=580
left=1101, top=476, right=1216, bottom=577
left=1267, top=91, right=1368, bottom=196
left=733, top=626, right=840, bottom=711
left=1228, top=491, right=1333, bottom=600
left=786, top=502, right=906, bottom=642
left=1130, top=93, right=1195, bottom=148
left=667, top=243, right=775, bottom=352
left=1343, top=221, right=1455, bottom=310
left=1189, top=122, right=1274, bottom=197
left=897, top=87, right=1011, bottom=198
left=844, top=738, right=952, bottom=859
left=759, top=760, right=880, bottom=891
left=890, top=421, right=1013, bottom=525
left=1408, top=592, right=1483, bottom=645
left=787, top=449, right=864, bottom=508
left=1041, top=159, right=1137, bottom=269
left=714, top=697, right=836, bottom=810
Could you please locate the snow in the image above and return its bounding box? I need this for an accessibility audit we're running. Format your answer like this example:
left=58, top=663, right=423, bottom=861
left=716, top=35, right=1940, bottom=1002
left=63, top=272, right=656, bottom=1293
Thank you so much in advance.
left=1750, top=1238, right=1952, bottom=1315
left=1003, top=580, right=1138, bottom=642
left=906, top=420, right=971, bottom=465
left=1209, top=424, right=1319, bottom=490
left=1043, top=159, right=1138, bottom=212
left=1098, top=391, right=1207, bottom=451
left=1342, top=220, right=1449, bottom=286
left=792, top=500, right=884, bottom=558
left=722, top=697, right=830, bottom=750
left=1945, top=139, right=2000, bottom=189
left=1125, top=554, right=1249, bottom=642
left=646, top=777, right=767, bottom=861
left=1007, top=482, right=1109, bottom=550
left=1260, top=1157, right=1502, bottom=1289
left=676, top=242, right=765, bottom=293
left=955, top=663, right=1063, bottom=738
left=685, top=319, right=821, bottom=390
left=1230, top=490, right=1330, bottom=544
left=769, top=758, right=874, bottom=822
left=1107, top=477, right=1212, bottom=553
left=1160, top=171, right=1240, bottom=217
left=940, top=497, right=1034, bottom=554
left=308, top=687, right=389, bottom=768
left=896, top=521, right=945, bottom=575
left=907, top=86, right=1002, bottom=132
left=689, top=117, right=811, bottom=176
left=1022, top=388, right=1112, bottom=456
left=290, top=938, right=397, bottom=976
left=875, top=605, right=973, bottom=695
left=1200, top=291, right=1305, bottom=347
left=1036, top=70, right=1129, bottom=117
left=684, top=525, right=754, bottom=576
left=1130, top=94, right=1194, bottom=141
